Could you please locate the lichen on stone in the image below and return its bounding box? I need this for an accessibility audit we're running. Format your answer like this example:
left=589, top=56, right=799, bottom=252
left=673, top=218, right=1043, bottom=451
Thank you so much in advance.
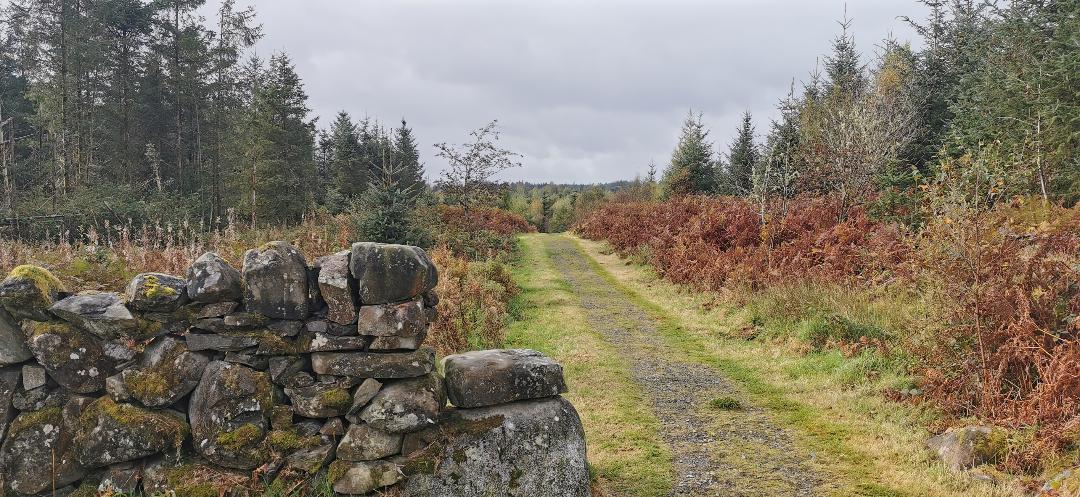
left=78, top=397, right=190, bottom=451
left=9, top=264, right=66, bottom=296
left=318, top=387, right=352, bottom=410
left=6, top=406, right=63, bottom=440
left=142, top=274, right=178, bottom=299
left=267, top=429, right=321, bottom=452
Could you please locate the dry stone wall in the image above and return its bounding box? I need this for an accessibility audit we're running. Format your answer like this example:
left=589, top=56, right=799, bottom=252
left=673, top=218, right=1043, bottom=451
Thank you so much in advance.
left=0, top=241, right=588, bottom=497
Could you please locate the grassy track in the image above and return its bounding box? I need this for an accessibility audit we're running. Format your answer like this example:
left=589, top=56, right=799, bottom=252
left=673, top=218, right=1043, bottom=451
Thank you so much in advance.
left=506, top=233, right=1021, bottom=497
left=504, top=233, right=674, bottom=496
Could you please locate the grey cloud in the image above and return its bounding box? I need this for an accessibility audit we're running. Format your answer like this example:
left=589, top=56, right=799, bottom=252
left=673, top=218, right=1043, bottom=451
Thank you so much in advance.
left=205, top=0, right=926, bottom=183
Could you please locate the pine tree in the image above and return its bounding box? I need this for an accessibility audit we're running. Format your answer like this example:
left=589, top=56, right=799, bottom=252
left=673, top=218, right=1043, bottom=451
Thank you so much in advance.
left=662, top=111, right=716, bottom=197
left=392, top=119, right=424, bottom=197
left=327, top=111, right=364, bottom=199
left=354, top=156, right=425, bottom=245
left=825, top=11, right=867, bottom=101
left=726, top=111, right=758, bottom=196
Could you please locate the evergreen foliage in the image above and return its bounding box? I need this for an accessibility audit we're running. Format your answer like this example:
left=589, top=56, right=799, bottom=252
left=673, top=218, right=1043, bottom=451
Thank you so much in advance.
left=662, top=111, right=716, bottom=197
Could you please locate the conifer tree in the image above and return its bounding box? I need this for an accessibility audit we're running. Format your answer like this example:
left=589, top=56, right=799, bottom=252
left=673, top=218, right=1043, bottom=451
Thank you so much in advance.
left=726, top=111, right=758, bottom=196
left=392, top=119, right=424, bottom=197
left=662, top=111, right=716, bottom=197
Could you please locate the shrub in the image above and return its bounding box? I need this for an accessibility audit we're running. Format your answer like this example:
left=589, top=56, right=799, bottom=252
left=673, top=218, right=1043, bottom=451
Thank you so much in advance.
left=426, top=246, right=518, bottom=356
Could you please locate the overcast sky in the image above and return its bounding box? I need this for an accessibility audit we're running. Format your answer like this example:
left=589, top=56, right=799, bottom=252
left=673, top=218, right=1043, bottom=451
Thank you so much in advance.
left=203, top=0, right=928, bottom=184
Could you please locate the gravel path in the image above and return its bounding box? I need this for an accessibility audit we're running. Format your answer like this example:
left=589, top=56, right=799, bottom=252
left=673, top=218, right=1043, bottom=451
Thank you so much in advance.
left=545, top=236, right=823, bottom=497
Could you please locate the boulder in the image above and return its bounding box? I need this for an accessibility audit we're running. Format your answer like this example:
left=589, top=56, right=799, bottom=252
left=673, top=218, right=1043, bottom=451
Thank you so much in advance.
left=401, top=397, right=588, bottom=497
left=50, top=292, right=147, bottom=340
left=356, top=299, right=428, bottom=337
left=186, top=332, right=259, bottom=352
left=285, top=438, right=336, bottom=473
left=349, top=242, right=437, bottom=305
left=0, top=398, right=90, bottom=494
left=927, top=426, right=1005, bottom=471
left=126, top=273, right=188, bottom=312
left=328, top=459, right=403, bottom=495
left=242, top=241, right=310, bottom=320
left=268, top=355, right=310, bottom=386
left=337, top=423, right=402, bottom=461
left=0, top=308, right=31, bottom=366
left=187, top=252, right=243, bottom=303
left=96, top=461, right=143, bottom=495
left=316, top=250, right=358, bottom=325
left=442, top=349, right=567, bottom=408
left=26, top=321, right=108, bottom=393
left=311, top=347, right=435, bottom=379
left=284, top=382, right=352, bottom=418
left=119, top=336, right=210, bottom=407
left=0, top=264, right=66, bottom=321
left=358, top=373, right=444, bottom=434
left=308, top=333, right=370, bottom=352
left=72, top=397, right=189, bottom=468
left=189, top=361, right=274, bottom=469
left=321, top=417, right=345, bottom=437
left=0, top=368, right=18, bottom=440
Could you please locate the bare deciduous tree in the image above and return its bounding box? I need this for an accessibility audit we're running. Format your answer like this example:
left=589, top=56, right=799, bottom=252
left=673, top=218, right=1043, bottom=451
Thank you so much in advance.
left=434, top=120, right=521, bottom=216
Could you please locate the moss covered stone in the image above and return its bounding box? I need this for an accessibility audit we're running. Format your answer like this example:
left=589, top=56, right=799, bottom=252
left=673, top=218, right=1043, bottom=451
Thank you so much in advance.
left=215, top=423, right=263, bottom=452
left=0, top=264, right=65, bottom=320
left=27, top=320, right=108, bottom=393
left=73, top=397, right=190, bottom=468
left=127, top=273, right=188, bottom=312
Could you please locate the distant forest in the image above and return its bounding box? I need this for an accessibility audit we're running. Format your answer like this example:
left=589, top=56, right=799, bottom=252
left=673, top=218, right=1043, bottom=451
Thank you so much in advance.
left=0, top=0, right=423, bottom=232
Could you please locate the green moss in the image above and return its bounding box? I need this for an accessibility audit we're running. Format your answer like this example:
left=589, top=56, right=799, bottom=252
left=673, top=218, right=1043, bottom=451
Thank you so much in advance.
left=142, top=274, right=178, bottom=299
left=79, top=397, right=190, bottom=450
left=126, top=369, right=170, bottom=401
left=708, top=396, right=742, bottom=410
left=267, top=429, right=321, bottom=452
left=972, top=427, right=1009, bottom=462
left=326, top=460, right=350, bottom=485
left=164, top=464, right=221, bottom=497
left=318, top=388, right=351, bottom=410
left=6, top=407, right=62, bottom=440
left=9, top=264, right=66, bottom=296
left=28, top=320, right=76, bottom=338
left=68, top=479, right=101, bottom=497
left=215, top=423, right=263, bottom=452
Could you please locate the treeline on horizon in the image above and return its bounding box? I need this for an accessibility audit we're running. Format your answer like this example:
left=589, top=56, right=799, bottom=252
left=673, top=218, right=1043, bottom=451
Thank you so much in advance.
left=0, top=0, right=427, bottom=235
left=635, top=0, right=1078, bottom=218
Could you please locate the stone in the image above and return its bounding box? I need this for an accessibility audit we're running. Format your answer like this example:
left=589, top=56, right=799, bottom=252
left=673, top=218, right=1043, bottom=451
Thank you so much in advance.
left=72, top=397, right=189, bottom=468
left=358, top=373, right=444, bottom=434
left=337, top=423, right=402, bottom=461
left=285, top=382, right=352, bottom=418
left=345, top=378, right=382, bottom=421
left=189, top=361, right=274, bottom=470
left=225, top=348, right=269, bottom=369
left=120, top=335, right=210, bottom=407
left=0, top=368, right=18, bottom=440
left=106, top=374, right=132, bottom=402
left=193, top=317, right=227, bottom=332
left=242, top=241, right=311, bottom=320
left=356, top=298, right=428, bottom=337
left=442, top=349, right=568, bottom=408
left=305, top=319, right=329, bottom=334
left=316, top=250, right=358, bottom=325
left=401, top=397, right=589, bottom=497
left=320, top=417, right=345, bottom=437
left=268, top=355, right=310, bottom=386
left=126, top=273, right=188, bottom=312
left=0, top=308, right=31, bottom=366
left=308, top=333, right=370, bottom=352
left=369, top=330, right=427, bottom=351
left=0, top=398, right=90, bottom=494
left=311, top=347, right=435, bottom=379
left=285, top=437, right=335, bottom=473
left=328, top=459, right=403, bottom=495
left=26, top=321, right=108, bottom=393
left=198, top=301, right=239, bottom=318
left=186, top=332, right=259, bottom=352
left=100, top=339, right=138, bottom=366
left=0, top=264, right=66, bottom=321
left=97, top=461, right=142, bottom=495
left=926, top=426, right=1004, bottom=471
left=21, top=363, right=47, bottom=390
left=11, top=386, right=50, bottom=411
left=224, top=311, right=271, bottom=328
left=50, top=291, right=146, bottom=340
left=349, top=242, right=437, bottom=305
left=268, top=319, right=303, bottom=337
left=187, top=252, right=243, bottom=303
